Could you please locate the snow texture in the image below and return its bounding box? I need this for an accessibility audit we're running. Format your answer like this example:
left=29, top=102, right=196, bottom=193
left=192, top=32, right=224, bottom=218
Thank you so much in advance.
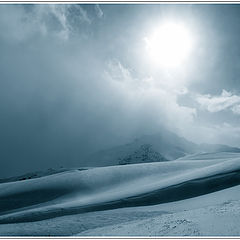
left=0, top=152, right=240, bottom=228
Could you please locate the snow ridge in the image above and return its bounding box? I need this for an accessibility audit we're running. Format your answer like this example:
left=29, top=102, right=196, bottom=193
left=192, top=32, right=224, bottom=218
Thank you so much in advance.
left=0, top=152, right=240, bottom=224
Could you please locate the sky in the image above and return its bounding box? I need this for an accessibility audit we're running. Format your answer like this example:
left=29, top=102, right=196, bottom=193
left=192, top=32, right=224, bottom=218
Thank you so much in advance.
left=1, top=4, right=240, bottom=177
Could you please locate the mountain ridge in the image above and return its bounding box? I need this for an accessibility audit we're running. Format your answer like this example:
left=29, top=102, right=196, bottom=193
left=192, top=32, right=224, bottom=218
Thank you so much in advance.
left=87, top=129, right=240, bottom=167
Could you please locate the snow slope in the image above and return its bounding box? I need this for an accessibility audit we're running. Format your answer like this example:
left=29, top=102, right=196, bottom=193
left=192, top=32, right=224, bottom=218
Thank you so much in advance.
left=79, top=198, right=240, bottom=236
left=1, top=152, right=240, bottom=225
left=0, top=167, right=88, bottom=184
left=2, top=183, right=240, bottom=236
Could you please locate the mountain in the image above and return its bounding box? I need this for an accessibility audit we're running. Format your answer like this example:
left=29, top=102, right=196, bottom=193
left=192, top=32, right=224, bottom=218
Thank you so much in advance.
left=86, top=129, right=197, bottom=167
left=199, top=143, right=240, bottom=153
left=87, top=128, right=240, bottom=167
left=118, top=144, right=168, bottom=165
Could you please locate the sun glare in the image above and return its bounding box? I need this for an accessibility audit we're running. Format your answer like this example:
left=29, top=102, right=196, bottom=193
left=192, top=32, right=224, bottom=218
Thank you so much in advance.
left=145, top=22, right=193, bottom=68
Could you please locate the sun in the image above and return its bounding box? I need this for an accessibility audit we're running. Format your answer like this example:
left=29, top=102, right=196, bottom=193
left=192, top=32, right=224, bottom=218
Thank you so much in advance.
left=145, top=22, right=193, bottom=68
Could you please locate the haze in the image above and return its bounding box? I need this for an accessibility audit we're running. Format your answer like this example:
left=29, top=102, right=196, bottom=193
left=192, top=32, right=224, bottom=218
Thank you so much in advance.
left=1, top=4, right=240, bottom=177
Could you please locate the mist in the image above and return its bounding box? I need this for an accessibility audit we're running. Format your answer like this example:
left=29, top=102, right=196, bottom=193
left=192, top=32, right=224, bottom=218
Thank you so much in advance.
left=1, top=4, right=240, bottom=177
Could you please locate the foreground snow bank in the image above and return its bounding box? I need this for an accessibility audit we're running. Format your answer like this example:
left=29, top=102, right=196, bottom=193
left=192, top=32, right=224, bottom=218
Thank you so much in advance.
left=79, top=199, right=240, bottom=236
left=0, top=152, right=240, bottom=223
left=2, top=183, right=240, bottom=236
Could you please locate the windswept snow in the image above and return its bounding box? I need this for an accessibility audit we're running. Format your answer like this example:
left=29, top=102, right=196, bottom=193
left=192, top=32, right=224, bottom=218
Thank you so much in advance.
left=79, top=199, right=240, bottom=236
left=1, top=183, right=240, bottom=236
left=0, top=152, right=240, bottom=226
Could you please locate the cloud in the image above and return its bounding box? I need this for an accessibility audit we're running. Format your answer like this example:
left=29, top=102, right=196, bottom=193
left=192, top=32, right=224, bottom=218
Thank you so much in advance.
left=180, top=121, right=240, bottom=147
left=231, top=104, right=240, bottom=115
left=0, top=5, right=92, bottom=42
left=95, top=5, right=104, bottom=18
left=1, top=4, right=240, bottom=178
left=196, top=89, right=240, bottom=113
left=104, top=60, right=197, bottom=134
left=0, top=16, right=196, bottom=176
left=212, top=122, right=240, bottom=145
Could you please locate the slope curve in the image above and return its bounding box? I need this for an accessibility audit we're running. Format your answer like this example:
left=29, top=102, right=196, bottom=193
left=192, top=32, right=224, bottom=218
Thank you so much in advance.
left=0, top=152, right=240, bottom=223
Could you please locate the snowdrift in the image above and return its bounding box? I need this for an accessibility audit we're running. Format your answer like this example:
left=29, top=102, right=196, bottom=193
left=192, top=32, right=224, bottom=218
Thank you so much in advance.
left=1, top=152, right=240, bottom=224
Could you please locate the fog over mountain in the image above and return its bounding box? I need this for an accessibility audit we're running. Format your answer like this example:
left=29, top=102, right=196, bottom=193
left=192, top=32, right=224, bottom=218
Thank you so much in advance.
left=87, top=129, right=240, bottom=167
left=1, top=4, right=240, bottom=177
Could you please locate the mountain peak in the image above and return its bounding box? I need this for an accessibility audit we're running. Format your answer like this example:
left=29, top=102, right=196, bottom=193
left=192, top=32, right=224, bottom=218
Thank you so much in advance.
left=86, top=129, right=240, bottom=168
left=118, top=144, right=168, bottom=165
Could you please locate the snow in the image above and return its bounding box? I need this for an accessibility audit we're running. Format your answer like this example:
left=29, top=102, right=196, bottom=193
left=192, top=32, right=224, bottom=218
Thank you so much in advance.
left=0, top=152, right=240, bottom=235
left=78, top=199, right=240, bottom=236
left=1, top=184, right=240, bottom=236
